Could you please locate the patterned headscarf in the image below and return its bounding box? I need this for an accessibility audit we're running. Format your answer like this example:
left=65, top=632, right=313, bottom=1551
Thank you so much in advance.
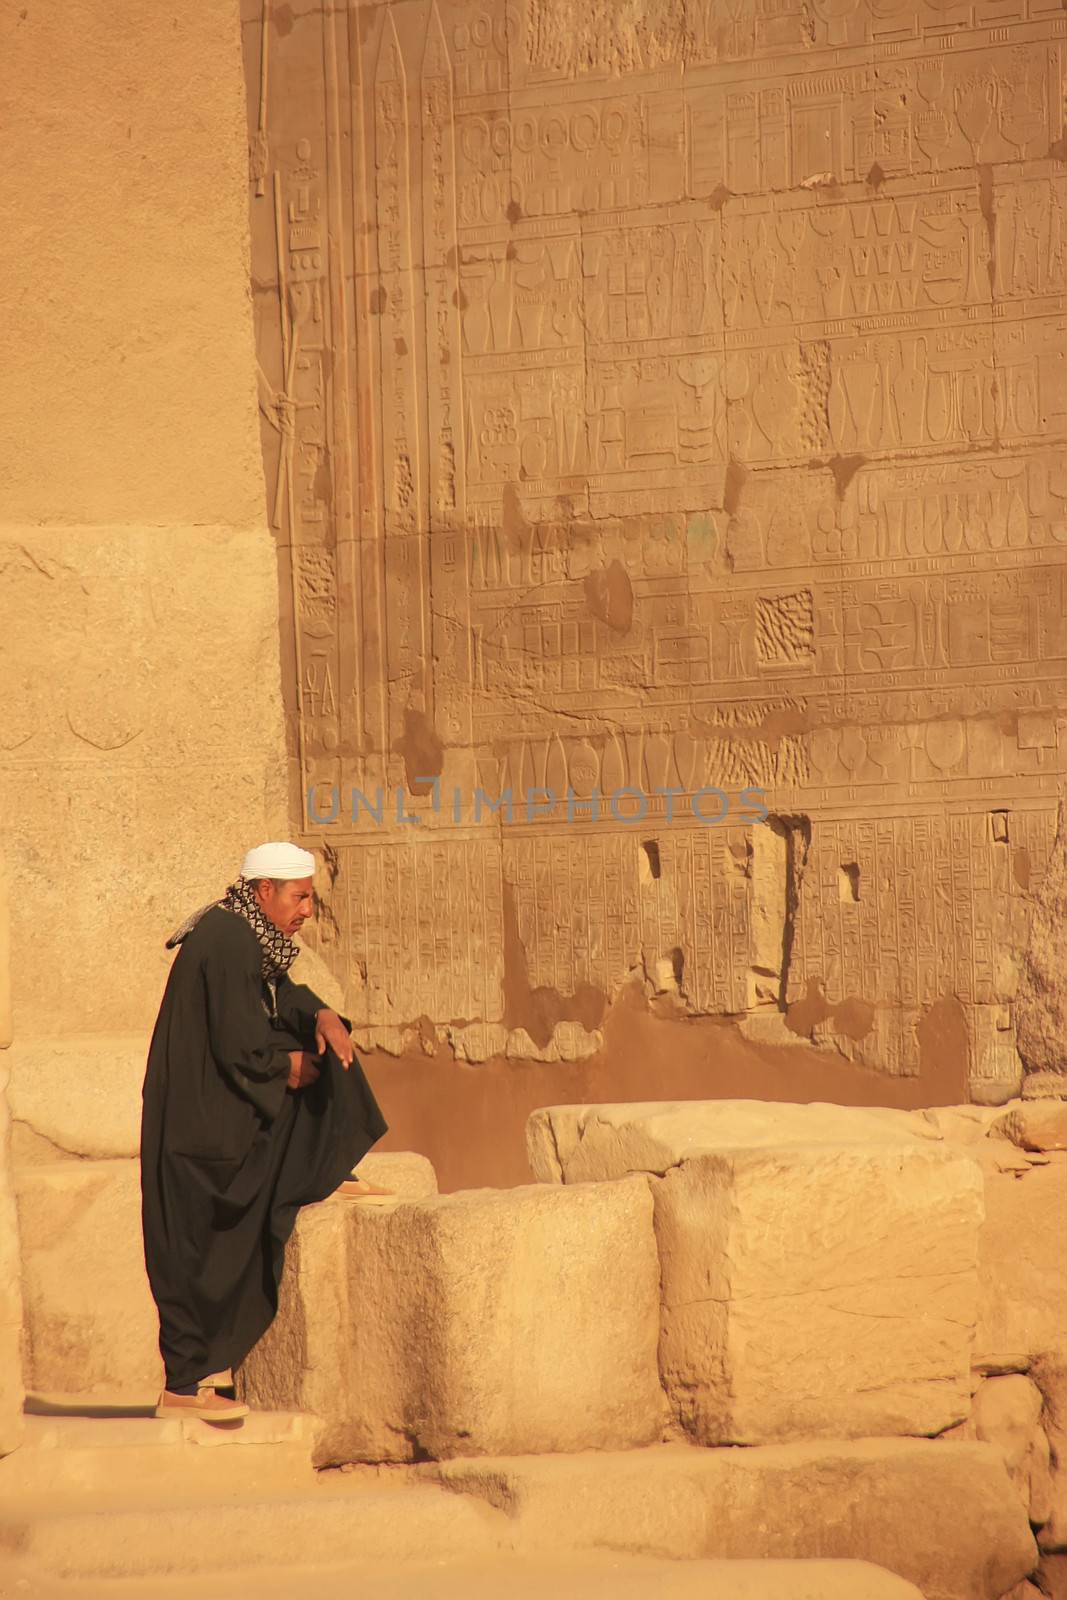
left=165, top=876, right=299, bottom=981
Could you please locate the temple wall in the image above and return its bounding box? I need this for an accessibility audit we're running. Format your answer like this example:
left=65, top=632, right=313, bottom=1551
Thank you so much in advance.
left=0, top=0, right=288, bottom=1099
left=0, top=858, right=24, bottom=1454
left=242, top=0, right=1067, bottom=1117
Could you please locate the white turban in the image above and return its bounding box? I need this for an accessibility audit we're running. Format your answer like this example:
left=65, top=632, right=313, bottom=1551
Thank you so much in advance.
left=240, top=842, right=316, bottom=882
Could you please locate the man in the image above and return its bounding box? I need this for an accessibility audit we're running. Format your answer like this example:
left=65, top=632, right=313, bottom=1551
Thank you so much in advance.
left=140, top=842, right=389, bottom=1421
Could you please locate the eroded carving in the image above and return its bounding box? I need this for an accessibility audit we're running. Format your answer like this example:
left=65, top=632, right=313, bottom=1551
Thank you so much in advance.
left=242, top=0, right=1066, bottom=1093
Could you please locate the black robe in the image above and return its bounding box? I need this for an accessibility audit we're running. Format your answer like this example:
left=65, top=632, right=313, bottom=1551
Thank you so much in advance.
left=139, top=905, right=387, bottom=1391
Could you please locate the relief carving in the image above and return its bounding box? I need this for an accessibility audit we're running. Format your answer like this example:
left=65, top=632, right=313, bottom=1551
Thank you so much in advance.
left=241, top=0, right=1066, bottom=1094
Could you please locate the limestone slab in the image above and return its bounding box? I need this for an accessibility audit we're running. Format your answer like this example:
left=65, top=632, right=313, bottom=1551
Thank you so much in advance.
left=0, top=1484, right=508, bottom=1579
left=0, top=1062, right=24, bottom=1456
left=526, top=1099, right=941, bottom=1184
left=15, top=1160, right=161, bottom=1393
left=425, top=1438, right=1035, bottom=1600
left=8, top=1034, right=146, bottom=1161
left=0, top=1409, right=318, bottom=1497
left=242, top=1177, right=667, bottom=1463
left=1017, top=799, right=1067, bottom=1088
left=975, top=1159, right=1067, bottom=1366
left=1031, top=1352, right=1067, bottom=1552
left=653, top=1142, right=982, bottom=1443
left=993, top=1102, right=1067, bottom=1153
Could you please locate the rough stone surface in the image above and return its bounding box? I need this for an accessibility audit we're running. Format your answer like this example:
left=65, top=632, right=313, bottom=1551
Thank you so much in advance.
left=1032, top=1353, right=1067, bottom=1552
left=993, top=1102, right=1067, bottom=1153
left=13, top=1152, right=437, bottom=1395
left=425, top=1439, right=1036, bottom=1600
left=348, top=1152, right=438, bottom=1199
left=945, top=1375, right=1052, bottom=1529
left=0, top=0, right=287, bottom=1113
left=242, top=1178, right=668, bottom=1463
left=527, top=1099, right=941, bottom=1183
left=8, top=1037, right=146, bottom=1162
left=0, top=1062, right=25, bottom=1457
left=15, top=1162, right=161, bottom=1394
left=0, top=853, right=23, bottom=1455
left=653, top=1142, right=982, bottom=1444
left=975, top=1159, right=1067, bottom=1366
left=0, top=1556, right=932, bottom=1600
left=1017, top=799, right=1067, bottom=1087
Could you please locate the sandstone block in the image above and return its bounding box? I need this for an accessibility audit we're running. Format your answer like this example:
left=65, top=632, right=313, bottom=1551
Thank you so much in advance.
left=243, top=1177, right=667, bottom=1463
left=348, top=1151, right=437, bottom=1199
left=993, top=1102, right=1067, bottom=1153
left=0, top=1063, right=24, bottom=1456
left=946, top=1374, right=1051, bottom=1528
left=7, top=1034, right=146, bottom=1160
left=527, top=1099, right=941, bottom=1185
left=237, top=1199, right=348, bottom=1427
left=975, top=1160, right=1067, bottom=1366
left=1032, top=1352, right=1067, bottom=1552
left=1016, top=799, right=1067, bottom=1086
left=424, top=1438, right=1035, bottom=1600
left=653, top=1142, right=982, bottom=1443
left=15, top=1160, right=161, bottom=1392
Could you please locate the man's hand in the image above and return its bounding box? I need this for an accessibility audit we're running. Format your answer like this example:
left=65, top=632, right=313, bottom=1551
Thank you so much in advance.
left=314, top=1008, right=354, bottom=1069
left=287, top=1050, right=320, bottom=1090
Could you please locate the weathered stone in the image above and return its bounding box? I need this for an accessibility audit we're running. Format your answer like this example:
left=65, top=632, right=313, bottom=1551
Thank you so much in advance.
left=0, top=857, right=10, bottom=1054
left=0, top=852, right=23, bottom=1456
left=1034, top=1556, right=1067, bottom=1598
left=8, top=1035, right=146, bottom=1161
left=975, top=1161, right=1067, bottom=1367
left=0, top=1482, right=508, bottom=1579
left=0, top=1063, right=24, bottom=1457
left=347, top=1151, right=438, bottom=1199
left=237, top=1201, right=348, bottom=1429
left=1017, top=800, right=1067, bottom=1087
left=919, top=1105, right=1011, bottom=1146
left=243, top=1177, right=668, bottom=1463
left=652, top=1142, right=982, bottom=1444
left=14, top=1151, right=438, bottom=1394
left=424, top=1438, right=1036, bottom=1600
left=1, top=0, right=288, bottom=1193
left=1032, top=1353, right=1067, bottom=1551
left=15, top=1161, right=161, bottom=1393
left=993, top=1102, right=1067, bottom=1153
left=946, top=1375, right=1052, bottom=1528
left=527, top=1099, right=941, bottom=1185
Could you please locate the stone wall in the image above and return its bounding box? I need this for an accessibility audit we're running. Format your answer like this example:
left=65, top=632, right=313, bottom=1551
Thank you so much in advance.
left=0, top=0, right=288, bottom=1144
left=0, top=858, right=25, bottom=1454
left=242, top=0, right=1067, bottom=1105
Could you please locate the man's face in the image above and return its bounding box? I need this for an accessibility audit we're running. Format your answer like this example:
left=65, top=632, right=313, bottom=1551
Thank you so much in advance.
left=253, top=876, right=314, bottom=937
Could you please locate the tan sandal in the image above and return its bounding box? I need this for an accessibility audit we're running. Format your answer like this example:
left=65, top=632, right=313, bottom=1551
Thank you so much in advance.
left=336, top=1173, right=395, bottom=1203
left=155, top=1387, right=248, bottom=1422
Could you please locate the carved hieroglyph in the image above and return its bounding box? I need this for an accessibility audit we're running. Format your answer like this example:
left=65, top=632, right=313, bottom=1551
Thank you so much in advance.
left=242, top=0, right=1067, bottom=1094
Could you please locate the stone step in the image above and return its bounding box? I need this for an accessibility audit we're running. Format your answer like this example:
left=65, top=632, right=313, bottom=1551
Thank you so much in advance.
left=7, top=1554, right=931, bottom=1600
left=0, top=1481, right=506, bottom=1580
left=0, top=1401, right=318, bottom=1497
left=0, top=1438, right=1038, bottom=1597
